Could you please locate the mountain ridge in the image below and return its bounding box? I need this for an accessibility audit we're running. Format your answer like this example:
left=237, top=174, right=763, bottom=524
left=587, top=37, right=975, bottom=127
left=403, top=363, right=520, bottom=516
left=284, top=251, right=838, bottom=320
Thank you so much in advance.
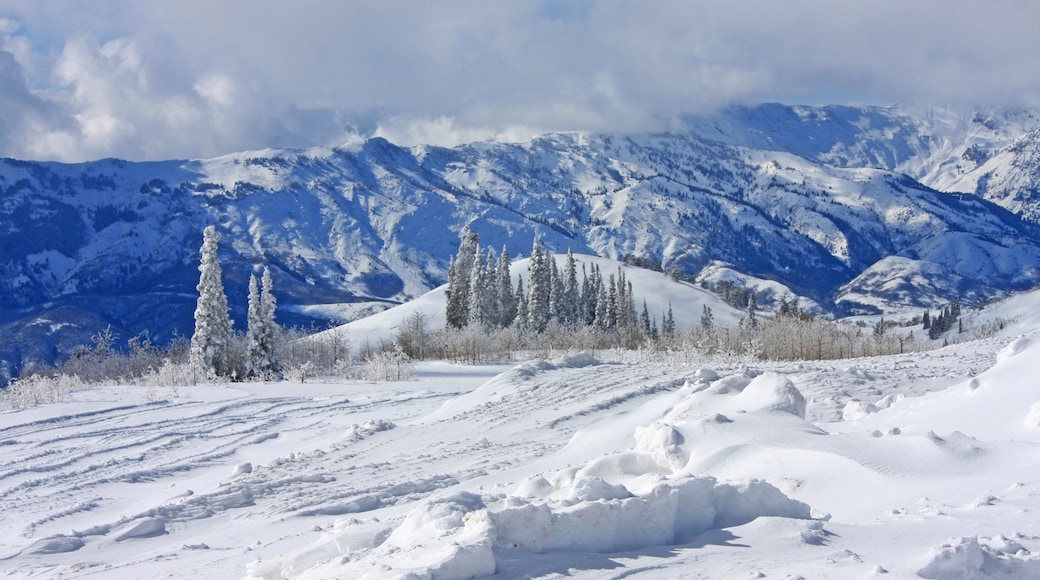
left=3, top=102, right=1040, bottom=381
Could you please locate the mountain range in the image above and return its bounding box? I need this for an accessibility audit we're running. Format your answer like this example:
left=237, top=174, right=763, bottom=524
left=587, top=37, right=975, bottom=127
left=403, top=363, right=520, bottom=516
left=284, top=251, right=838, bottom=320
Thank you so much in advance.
left=3, top=102, right=1040, bottom=382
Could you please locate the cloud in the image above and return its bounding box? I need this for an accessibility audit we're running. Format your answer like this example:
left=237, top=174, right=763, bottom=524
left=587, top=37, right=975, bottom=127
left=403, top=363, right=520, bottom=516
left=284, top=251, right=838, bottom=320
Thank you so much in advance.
left=1, top=1, right=1040, bottom=161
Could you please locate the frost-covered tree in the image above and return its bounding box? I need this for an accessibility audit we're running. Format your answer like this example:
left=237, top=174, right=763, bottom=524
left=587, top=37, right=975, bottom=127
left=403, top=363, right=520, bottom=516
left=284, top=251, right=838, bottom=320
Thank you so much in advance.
left=527, top=239, right=551, bottom=333
left=446, top=231, right=480, bottom=329
left=468, top=247, right=499, bottom=330
left=246, top=267, right=281, bottom=379
left=497, top=246, right=516, bottom=328
left=662, top=303, right=676, bottom=338
left=700, top=305, right=715, bottom=331
left=640, top=299, right=652, bottom=336
left=563, top=249, right=579, bottom=325
left=514, top=277, right=528, bottom=332
left=191, top=226, right=233, bottom=378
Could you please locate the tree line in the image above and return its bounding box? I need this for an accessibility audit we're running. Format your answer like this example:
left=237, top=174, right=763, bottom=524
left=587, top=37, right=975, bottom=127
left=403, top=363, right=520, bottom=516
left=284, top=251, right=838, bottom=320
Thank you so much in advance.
left=445, top=232, right=675, bottom=347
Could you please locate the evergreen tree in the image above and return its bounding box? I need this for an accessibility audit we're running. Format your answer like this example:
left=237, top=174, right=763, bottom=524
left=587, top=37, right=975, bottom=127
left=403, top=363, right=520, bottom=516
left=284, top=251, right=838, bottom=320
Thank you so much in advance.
left=700, top=305, right=714, bottom=331
left=191, top=226, right=233, bottom=378
left=548, top=254, right=564, bottom=323
left=246, top=266, right=281, bottom=379
left=606, top=273, right=619, bottom=331
left=563, top=249, right=579, bottom=325
left=467, top=248, right=491, bottom=329
left=497, top=246, right=516, bottom=328
left=745, top=295, right=758, bottom=330
left=514, top=277, right=528, bottom=332
left=922, top=310, right=931, bottom=330
left=446, top=230, right=479, bottom=329
left=662, top=304, right=676, bottom=338
left=640, top=299, right=652, bottom=336
left=527, top=239, right=551, bottom=333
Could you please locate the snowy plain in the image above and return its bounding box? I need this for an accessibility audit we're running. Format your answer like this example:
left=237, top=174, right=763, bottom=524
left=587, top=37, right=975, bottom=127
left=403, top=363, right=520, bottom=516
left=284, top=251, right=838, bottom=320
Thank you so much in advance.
left=3, top=273, right=1040, bottom=578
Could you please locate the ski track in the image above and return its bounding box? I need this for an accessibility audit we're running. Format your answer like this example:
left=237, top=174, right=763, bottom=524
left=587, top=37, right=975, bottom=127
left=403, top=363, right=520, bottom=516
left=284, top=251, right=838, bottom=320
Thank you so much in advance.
left=0, top=338, right=1011, bottom=577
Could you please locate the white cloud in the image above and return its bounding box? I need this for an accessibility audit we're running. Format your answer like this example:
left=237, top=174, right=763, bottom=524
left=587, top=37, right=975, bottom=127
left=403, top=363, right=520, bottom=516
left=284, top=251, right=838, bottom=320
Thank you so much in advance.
left=0, top=0, right=1039, bottom=161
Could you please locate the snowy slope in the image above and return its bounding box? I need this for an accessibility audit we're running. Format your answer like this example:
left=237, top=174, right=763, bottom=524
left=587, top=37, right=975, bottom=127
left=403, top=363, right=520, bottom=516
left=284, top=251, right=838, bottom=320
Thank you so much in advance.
left=4, top=281, right=1040, bottom=577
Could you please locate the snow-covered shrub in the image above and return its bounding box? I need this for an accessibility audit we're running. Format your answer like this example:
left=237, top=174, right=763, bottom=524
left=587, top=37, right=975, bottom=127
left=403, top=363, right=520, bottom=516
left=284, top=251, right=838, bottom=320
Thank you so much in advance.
left=2, top=373, right=77, bottom=409
left=364, top=345, right=413, bottom=381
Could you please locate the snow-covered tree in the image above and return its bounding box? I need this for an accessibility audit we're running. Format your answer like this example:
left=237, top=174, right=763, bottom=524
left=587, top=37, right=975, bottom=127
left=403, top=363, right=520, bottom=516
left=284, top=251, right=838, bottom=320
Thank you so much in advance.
left=446, top=230, right=480, bottom=329
left=700, top=305, right=715, bottom=331
left=662, top=303, right=676, bottom=338
left=468, top=247, right=499, bottom=330
left=527, top=239, right=551, bottom=333
left=514, top=277, right=528, bottom=332
left=246, top=267, right=281, bottom=379
left=191, top=225, right=233, bottom=378
left=497, top=246, right=516, bottom=328
left=563, top=250, right=579, bottom=325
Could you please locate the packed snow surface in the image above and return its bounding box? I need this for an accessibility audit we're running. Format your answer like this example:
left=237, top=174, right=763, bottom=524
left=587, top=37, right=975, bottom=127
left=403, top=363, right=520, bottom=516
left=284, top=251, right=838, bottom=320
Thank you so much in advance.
left=5, top=292, right=1040, bottom=577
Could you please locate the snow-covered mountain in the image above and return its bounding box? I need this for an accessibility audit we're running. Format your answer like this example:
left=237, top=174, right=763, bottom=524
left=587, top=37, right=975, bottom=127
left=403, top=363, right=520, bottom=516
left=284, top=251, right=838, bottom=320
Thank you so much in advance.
left=4, top=102, right=1040, bottom=380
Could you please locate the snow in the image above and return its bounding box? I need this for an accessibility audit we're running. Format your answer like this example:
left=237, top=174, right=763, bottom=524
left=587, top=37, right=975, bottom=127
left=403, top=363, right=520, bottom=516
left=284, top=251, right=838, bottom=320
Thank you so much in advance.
left=6, top=288, right=1040, bottom=577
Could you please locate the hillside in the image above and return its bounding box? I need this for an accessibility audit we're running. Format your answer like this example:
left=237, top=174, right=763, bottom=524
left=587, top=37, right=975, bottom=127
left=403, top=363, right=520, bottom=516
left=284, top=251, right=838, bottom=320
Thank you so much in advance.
left=4, top=102, right=1040, bottom=381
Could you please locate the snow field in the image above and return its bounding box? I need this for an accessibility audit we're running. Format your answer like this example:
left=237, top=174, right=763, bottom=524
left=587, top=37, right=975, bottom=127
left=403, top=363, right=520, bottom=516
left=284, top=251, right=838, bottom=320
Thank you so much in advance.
left=5, top=304, right=1040, bottom=577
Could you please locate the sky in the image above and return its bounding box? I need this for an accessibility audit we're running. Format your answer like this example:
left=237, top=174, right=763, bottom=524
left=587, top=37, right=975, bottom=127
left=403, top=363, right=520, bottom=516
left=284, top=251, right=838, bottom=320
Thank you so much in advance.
left=1, top=0, right=1039, bottom=162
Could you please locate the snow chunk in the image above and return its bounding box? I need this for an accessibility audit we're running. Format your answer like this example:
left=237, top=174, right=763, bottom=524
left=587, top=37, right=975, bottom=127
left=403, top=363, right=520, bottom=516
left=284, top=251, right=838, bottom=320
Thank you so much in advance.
left=842, top=400, right=879, bottom=421
left=733, top=372, right=807, bottom=418
left=918, top=536, right=1040, bottom=579
left=634, top=422, right=688, bottom=471
left=233, top=462, right=253, bottom=477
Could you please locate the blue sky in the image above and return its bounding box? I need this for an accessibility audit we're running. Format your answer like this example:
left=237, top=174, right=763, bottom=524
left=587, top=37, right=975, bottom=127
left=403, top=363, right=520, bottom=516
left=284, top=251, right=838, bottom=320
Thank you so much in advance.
left=1, top=0, right=1038, bottom=162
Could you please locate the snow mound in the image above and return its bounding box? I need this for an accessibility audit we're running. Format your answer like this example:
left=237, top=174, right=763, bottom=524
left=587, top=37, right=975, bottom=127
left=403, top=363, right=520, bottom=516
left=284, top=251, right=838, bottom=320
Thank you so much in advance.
left=997, top=337, right=1034, bottom=362
left=114, top=517, right=167, bottom=542
left=553, top=351, right=600, bottom=368
left=918, top=535, right=1040, bottom=579
left=26, top=535, right=84, bottom=555
left=733, top=372, right=807, bottom=418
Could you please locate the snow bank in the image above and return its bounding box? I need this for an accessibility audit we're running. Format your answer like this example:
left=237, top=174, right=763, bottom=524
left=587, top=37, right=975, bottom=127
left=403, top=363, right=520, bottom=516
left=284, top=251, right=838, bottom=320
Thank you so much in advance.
left=918, top=536, right=1040, bottom=579
left=497, top=473, right=809, bottom=553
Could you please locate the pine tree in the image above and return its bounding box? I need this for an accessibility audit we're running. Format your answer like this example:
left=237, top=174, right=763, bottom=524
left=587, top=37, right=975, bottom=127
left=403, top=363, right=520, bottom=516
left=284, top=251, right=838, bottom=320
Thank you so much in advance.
left=563, top=249, right=579, bottom=325
left=640, top=299, right=652, bottom=336
left=662, top=304, right=676, bottom=338
left=745, top=294, right=758, bottom=330
left=446, top=231, right=480, bottom=329
left=191, top=225, right=233, bottom=378
left=700, top=305, right=714, bottom=331
left=246, top=267, right=281, bottom=379
left=514, top=277, right=528, bottom=332
left=527, top=239, right=551, bottom=333
left=549, top=254, right=564, bottom=324
left=468, top=246, right=500, bottom=330
left=497, top=246, right=516, bottom=328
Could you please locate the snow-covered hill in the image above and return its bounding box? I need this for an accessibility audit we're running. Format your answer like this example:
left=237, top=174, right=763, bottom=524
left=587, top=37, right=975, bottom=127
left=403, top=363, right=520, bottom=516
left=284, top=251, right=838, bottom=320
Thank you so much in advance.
left=4, top=282, right=1040, bottom=577
left=4, top=102, right=1040, bottom=380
